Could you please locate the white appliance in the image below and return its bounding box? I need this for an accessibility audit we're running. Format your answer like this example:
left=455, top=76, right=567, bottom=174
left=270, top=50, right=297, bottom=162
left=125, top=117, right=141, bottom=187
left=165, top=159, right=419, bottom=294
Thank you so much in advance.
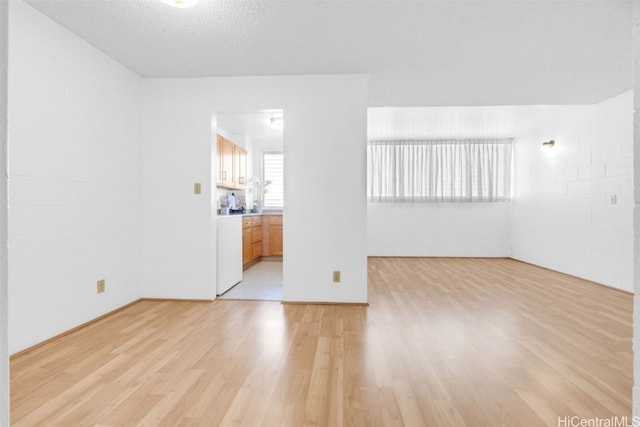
left=217, top=216, right=243, bottom=295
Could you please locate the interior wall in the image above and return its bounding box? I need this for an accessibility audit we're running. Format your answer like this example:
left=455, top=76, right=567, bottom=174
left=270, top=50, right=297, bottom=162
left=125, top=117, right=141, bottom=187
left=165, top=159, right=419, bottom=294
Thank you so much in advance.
left=368, top=203, right=509, bottom=257
left=0, top=0, right=8, bottom=422
left=366, top=105, right=528, bottom=258
left=142, top=75, right=368, bottom=303
left=511, top=91, right=633, bottom=292
left=632, top=0, right=640, bottom=416
left=8, top=1, right=143, bottom=353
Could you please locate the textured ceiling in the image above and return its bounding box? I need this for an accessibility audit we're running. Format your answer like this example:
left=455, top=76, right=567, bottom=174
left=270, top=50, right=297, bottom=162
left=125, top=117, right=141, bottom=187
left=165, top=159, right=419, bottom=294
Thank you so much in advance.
left=24, top=0, right=632, bottom=107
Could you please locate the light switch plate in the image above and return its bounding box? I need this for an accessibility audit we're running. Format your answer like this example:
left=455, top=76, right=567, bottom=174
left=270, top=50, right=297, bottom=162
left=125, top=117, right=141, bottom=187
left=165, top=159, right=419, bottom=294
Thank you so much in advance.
left=97, top=279, right=105, bottom=293
left=333, top=271, right=341, bottom=283
left=194, top=183, right=201, bottom=194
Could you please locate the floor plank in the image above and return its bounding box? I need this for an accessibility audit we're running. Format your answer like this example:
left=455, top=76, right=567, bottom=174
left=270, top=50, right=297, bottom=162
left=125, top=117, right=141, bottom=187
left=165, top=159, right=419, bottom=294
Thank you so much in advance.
left=10, top=257, right=632, bottom=426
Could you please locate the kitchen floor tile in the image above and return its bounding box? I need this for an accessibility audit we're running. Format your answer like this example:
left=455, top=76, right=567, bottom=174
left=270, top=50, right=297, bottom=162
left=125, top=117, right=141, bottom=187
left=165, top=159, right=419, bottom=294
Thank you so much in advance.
left=219, top=260, right=283, bottom=301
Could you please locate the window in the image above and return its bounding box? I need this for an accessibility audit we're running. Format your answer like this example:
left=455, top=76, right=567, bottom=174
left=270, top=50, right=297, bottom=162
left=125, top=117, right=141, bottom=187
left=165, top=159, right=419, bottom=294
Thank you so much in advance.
left=263, top=152, right=284, bottom=208
left=367, top=139, right=512, bottom=202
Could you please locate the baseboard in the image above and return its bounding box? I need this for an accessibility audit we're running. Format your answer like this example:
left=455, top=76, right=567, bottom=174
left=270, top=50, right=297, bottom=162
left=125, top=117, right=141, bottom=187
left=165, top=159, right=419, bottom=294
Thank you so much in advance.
left=138, top=297, right=214, bottom=303
left=367, top=255, right=510, bottom=259
left=368, top=255, right=634, bottom=295
left=10, top=299, right=142, bottom=359
left=282, top=301, right=369, bottom=306
left=508, top=257, right=634, bottom=295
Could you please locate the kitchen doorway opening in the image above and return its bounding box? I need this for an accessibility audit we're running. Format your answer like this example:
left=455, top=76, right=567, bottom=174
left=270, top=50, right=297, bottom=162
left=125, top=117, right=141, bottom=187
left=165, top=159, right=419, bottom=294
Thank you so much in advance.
left=214, top=109, right=284, bottom=301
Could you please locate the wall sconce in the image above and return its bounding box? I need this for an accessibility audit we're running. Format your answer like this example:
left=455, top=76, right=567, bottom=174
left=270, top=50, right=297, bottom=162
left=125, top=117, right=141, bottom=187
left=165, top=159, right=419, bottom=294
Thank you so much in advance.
left=270, top=117, right=284, bottom=129
left=541, top=140, right=555, bottom=150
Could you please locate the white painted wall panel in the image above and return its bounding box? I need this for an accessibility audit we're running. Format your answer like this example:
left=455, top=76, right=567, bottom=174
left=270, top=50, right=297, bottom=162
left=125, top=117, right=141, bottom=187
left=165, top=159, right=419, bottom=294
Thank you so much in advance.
left=511, top=91, right=633, bottom=292
left=0, top=0, right=7, bottom=422
left=142, top=75, right=368, bottom=303
left=367, top=203, right=509, bottom=257
left=7, top=1, right=143, bottom=353
left=632, top=1, right=640, bottom=416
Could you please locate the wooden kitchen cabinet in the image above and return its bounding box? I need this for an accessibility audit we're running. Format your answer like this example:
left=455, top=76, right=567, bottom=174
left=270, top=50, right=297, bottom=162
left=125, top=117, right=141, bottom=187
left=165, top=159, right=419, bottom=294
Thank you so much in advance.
left=252, top=242, right=263, bottom=259
left=216, top=135, right=223, bottom=185
left=219, top=136, right=235, bottom=187
left=242, top=217, right=253, bottom=267
left=242, top=216, right=264, bottom=270
left=269, top=227, right=283, bottom=256
left=263, top=215, right=283, bottom=257
left=234, top=145, right=247, bottom=188
left=251, top=216, right=263, bottom=264
left=252, top=217, right=263, bottom=244
left=217, top=134, right=247, bottom=189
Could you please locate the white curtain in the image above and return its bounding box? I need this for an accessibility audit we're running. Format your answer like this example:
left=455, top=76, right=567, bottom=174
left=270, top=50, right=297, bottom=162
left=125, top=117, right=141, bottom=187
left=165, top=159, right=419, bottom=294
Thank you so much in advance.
left=367, top=139, right=512, bottom=202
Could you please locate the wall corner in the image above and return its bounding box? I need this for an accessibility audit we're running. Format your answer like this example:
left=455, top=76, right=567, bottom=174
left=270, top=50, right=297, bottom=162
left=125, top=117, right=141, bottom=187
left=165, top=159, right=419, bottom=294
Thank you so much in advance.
left=632, top=0, right=640, bottom=417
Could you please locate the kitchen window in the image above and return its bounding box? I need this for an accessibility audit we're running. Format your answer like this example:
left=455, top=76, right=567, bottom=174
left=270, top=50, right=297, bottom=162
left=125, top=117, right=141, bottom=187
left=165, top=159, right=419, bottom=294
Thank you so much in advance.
left=368, top=139, right=512, bottom=202
left=263, top=152, right=284, bottom=208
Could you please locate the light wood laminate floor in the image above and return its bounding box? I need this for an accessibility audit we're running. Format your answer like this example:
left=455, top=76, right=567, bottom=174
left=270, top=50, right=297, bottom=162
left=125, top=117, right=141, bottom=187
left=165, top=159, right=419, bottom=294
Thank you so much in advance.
left=10, top=258, right=632, bottom=426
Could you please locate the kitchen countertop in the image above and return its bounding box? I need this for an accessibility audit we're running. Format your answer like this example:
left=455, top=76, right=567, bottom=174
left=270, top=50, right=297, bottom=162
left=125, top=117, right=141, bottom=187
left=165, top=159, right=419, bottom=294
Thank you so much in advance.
left=218, top=211, right=283, bottom=219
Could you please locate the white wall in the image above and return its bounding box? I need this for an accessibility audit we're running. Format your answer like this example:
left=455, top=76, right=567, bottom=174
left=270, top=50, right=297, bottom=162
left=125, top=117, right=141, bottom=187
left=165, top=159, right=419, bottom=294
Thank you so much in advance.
left=511, top=91, right=633, bottom=292
left=0, top=0, right=8, bottom=422
left=366, top=105, right=525, bottom=258
left=632, top=0, right=640, bottom=416
left=142, top=75, right=368, bottom=303
left=368, top=203, right=509, bottom=257
left=8, top=1, right=143, bottom=353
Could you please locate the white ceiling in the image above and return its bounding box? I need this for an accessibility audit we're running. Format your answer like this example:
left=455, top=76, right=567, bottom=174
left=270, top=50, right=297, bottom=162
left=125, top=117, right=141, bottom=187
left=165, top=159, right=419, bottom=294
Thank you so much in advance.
left=24, top=0, right=632, bottom=107
left=217, top=111, right=283, bottom=143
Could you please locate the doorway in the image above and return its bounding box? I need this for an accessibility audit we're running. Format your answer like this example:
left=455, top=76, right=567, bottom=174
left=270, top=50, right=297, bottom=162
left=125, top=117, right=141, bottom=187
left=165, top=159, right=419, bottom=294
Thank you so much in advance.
left=215, top=110, right=284, bottom=301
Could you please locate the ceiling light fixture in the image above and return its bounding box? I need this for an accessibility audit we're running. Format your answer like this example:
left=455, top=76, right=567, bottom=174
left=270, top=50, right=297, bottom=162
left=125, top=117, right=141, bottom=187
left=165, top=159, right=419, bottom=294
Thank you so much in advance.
left=159, top=0, right=198, bottom=8
left=270, top=117, right=284, bottom=129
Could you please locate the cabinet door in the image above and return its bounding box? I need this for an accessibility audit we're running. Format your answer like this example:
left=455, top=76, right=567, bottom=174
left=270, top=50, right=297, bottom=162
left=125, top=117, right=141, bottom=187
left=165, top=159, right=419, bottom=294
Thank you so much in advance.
left=252, top=225, right=263, bottom=243
left=234, top=145, right=247, bottom=188
left=242, top=227, right=253, bottom=266
left=252, top=241, right=263, bottom=259
left=216, top=135, right=223, bottom=185
left=221, top=137, right=235, bottom=187
left=269, top=224, right=283, bottom=256
left=242, top=216, right=253, bottom=229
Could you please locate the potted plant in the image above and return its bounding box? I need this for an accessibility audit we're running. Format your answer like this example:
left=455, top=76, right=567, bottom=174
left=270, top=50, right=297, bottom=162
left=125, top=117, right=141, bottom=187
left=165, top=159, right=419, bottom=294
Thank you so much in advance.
left=250, top=177, right=271, bottom=213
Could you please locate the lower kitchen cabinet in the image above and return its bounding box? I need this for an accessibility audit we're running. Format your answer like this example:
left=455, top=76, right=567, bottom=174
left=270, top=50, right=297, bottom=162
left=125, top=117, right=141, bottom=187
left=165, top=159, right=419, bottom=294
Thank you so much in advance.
left=242, top=218, right=253, bottom=267
left=242, top=215, right=265, bottom=270
left=251, top=217, right=263, bottom=263
left=263, top=215, right=283, bottom=257
left=242, top=215, right=283, bottom=269
left=252, top=242, right=263, bottom=258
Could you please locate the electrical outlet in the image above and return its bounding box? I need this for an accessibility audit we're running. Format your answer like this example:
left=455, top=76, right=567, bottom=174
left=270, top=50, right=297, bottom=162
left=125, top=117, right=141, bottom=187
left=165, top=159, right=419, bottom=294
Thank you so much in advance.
left=97, top=279, right=105, bottom=294
left=333, top=271, right=341, bottom=283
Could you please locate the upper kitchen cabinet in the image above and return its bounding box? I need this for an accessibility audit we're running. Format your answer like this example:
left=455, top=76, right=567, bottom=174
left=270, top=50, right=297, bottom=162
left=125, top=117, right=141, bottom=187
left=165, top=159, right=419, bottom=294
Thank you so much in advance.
left=233, top=145, right=247, bottom=188
left=217, top=134, right=247, bottom=189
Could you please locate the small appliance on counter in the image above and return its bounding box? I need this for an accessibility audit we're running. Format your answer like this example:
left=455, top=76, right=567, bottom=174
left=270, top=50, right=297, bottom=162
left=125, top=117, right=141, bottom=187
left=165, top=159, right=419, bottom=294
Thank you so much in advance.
left=219, top=192, right=239, bottom=215
left=226, top=193, right=237, bottom=210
